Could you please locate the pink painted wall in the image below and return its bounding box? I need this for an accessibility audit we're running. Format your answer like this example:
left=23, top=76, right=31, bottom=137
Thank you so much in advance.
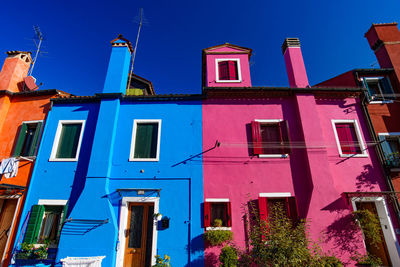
left=202, top=94, right=394, bottom=266
left=205, top=47, right=252, bottom=87
left=283, top=47, right=309, bottom=88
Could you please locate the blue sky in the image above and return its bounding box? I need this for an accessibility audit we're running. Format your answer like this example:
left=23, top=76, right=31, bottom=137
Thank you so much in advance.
left=1, top=0, right=399, bottom=95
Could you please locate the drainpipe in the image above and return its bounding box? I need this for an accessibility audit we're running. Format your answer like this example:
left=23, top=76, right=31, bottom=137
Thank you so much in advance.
left=359, top=85, right=400, bottom=223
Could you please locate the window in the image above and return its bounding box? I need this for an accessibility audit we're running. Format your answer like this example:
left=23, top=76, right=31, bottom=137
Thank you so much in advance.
left=215, top=59, right=241, bottom=82
left=251, top=120, right=290, bottom=157
left=13, top=121, right=43, bottom=157
left=258, top=193, right=298, bottom=224
left=362, top=77, right=394, bottom=102
left=130, top=120, right=161, bottom=161
left=332, top=120, right=367, bottom=157
left=50, top=120, right=85, bottom=161
left=378, top=133, right=400, bottom=168
left=204, top=199, right=232, bottom=229
left=24, top=201, right=68, bottom=245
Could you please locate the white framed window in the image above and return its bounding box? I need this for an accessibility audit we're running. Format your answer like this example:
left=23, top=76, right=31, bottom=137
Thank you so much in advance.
left=378, top=132, right=400, bottom=169
left=50, top=120, right=85, bottom=161
left=332, top=120, right=367, bottom=157
left=215, top=58, right=242, bottom=83
left=129, top=119, right=161, bottom=161
left=204, top=198, right=232, bottom=230
left=362, top=77, right=394, bottom=103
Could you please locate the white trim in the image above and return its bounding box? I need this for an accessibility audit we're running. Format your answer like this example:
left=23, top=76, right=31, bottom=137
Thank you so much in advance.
left=378, top=132, right=400, bottom=136
left=215, top=58, right=242, bottom=83
left=206, top=227, right=231, bottom=231
left=255, top=119, right=283, bottom=123
left=116, top=197, right=159, bottom=267
left=362, top=77, right=394, bottom=103
left=129, top=119, right=161, bottom=162
left=259, top=192, right=291, bottom=198
left=49, top=120, right=86, bottom=161
left=21, top=120, right=44, bottom=124
left=38, top=199, right=68, bottom=206
left=1, top=198, right=21, bottom=266
left=255, top=119, right=288, bottom=158
left=205, top=198, right=229, bottom=202
left=331, top=120, right=368, bottom=158
left=351, top=197, right=400, bottom=266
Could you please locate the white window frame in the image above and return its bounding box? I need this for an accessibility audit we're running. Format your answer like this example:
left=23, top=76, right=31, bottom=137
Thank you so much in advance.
left=351, top=197, right=400, bottom=266
left=129, top=119, right=161, bottom=162
left=362, top=77, right=394, bottom=104
left=49, top=120, right=85, bottom=162
left=255, top=119, right=288, bottom=158
left=259, top=192, right=291, bottom=198
left=215, top=58, right=242, bottom=83
left=116, top=197, right=159, bottom=267
left=331, top=119, right=368, bottom=158
left=205, top=198, right=231, bottom=231
left=378, top=132, right=400, bottom=171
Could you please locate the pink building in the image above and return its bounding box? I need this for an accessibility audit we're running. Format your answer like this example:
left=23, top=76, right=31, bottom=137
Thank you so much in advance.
left=202, top=40, right=400, bottom=266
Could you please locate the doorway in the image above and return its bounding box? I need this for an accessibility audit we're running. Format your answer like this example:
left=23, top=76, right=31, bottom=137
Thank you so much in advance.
left=123, top=202, right=154, bottom=267
left=0, top=199, right=17, bottom=262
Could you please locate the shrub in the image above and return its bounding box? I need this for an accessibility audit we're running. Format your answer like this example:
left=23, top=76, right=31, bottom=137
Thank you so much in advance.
left=16, top=242, right=49, bottom=260
left=316, top=256, right=343, bottom=267
left=203, top=230, right=233, bottom=246
left=219, top=245, right=238, bottom=267
left=351, top=253, right=382, bottom=267
left=153, top=254, right=171, bottom=267
left=352, top=209, right=382, bottom=248
left=213, top=218, right=223, bottom=227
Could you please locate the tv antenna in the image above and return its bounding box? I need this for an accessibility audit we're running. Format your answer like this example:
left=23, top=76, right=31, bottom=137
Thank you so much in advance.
left=29, top=25, right=45, bottom=76
left=127, top=8, right=147, bottom=89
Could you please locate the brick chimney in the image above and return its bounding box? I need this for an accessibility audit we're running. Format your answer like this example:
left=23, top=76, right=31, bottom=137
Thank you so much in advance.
left=0, top=51, right=32, bottom=92
left=103, top=34, right=133, bottom=94
left=365, top=23, right=400, bottom=81
left=282, top=38, right=309, bottom=88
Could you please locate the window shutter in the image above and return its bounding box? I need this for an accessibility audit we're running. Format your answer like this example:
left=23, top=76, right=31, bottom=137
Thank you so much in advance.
left=362, top=78, right=373, bottom=98
left=258, top=197, right=268, bottom=222
left=226, top=202, right=232, bottom=227
left=57, top=204, right=68, bottom=242
left=279, top=120, right=291, bottom=154
left=287, top=197, right=299, bottom=224
left=251, top=121, right=263, bottom=155
left=28, top=122, right=42, bottom=156
left=336, top=124, right=351, bottom=154
left=228, top=61, right=238, bottom=80
left=218, top=61, right=229, bottom=80
left=381, top=77, right=394, bottom=98
left=24, top=205, right=45, bottom=243
left=378, top=135, right=392, bottom=164
left=204, top=202, right=211, bottom=228
left=13, top=123, right=28, bottom=157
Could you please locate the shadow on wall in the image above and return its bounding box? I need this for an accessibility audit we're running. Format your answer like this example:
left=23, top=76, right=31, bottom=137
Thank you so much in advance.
left=356, top=164, right=381, bottom=191
left=204, top=251, right=218, bottom=267
left=184, top=234, right=205, bottom=267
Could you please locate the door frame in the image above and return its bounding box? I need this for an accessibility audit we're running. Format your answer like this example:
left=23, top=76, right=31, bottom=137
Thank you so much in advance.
left=116, top=197, right=159, bottom=267
left=351, top=196, right=400, bottom=266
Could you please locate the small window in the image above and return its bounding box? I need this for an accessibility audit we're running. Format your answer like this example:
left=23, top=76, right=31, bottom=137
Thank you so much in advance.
left=378, top=134, right=400, bottom=168
left=13, top=121, right=43, bottom=157
left=50, top=120, right=85, bottom=161
left=362, top=77, right=394, bottom=102
left=258, top=195, right=298, bottom=224
left=24, top=204, right=68, bottom=245
left=251, top=120, right=290, bottom=157
left=332, top=120, right=367, bottom=157
left=216, top=59, right=241, bottom=82
left=204, top=199, right=232, bottom=229
left=130, top=120, right=161, bottom=161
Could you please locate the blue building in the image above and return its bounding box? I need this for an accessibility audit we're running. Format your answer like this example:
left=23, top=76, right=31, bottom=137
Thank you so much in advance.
left=11, top=36, right=205, bottom=266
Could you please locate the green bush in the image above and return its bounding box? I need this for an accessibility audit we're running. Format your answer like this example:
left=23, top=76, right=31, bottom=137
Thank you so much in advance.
left=153, top=254, right=171, bottom=267
left=316, top=256, right=343, bottom=267
left=351, top=253, right=382, bottom=267
left=219, top=245, right=238, bottom=267
left=203, top=230, right=233, bottom=246
left=16, top=242, right=49, bottom=260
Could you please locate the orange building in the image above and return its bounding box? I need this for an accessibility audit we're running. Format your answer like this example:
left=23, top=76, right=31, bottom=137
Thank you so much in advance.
left=0, top=50, right=68, bottom=266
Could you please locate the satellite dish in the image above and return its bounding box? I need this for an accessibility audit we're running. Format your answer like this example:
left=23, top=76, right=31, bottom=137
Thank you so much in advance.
left=24, top=76, right=38, bottom=91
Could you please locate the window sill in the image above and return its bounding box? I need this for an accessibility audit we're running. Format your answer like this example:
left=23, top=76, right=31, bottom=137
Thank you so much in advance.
left=49, top=158, right=78, bottom=162
left=258, top=154, right=288, bottom=158
left=339, top=154, right=368, bottom=158
left=368, top=100, right=394, bottom=104
left=129, top=158, right=159, bottom=162
left=215, top=80, right=242, bottom=83
left=206, top=227, right=232, bottom=231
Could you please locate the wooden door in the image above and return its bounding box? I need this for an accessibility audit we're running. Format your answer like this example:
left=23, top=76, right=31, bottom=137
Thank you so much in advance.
left=356, top=202, right=391, bottom=266
left=124, top=203, right=154, bottom=267
left=0, top=199, right=17, bottom=260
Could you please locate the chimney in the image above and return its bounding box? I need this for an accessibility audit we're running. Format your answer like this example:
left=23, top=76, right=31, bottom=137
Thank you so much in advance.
left=0, top=51, right=32, bottom=92
left=103, top=34, right=133, bottom=94
left=365, top=23, right=400, bottom=80
left=282, top=38, right=309, bottom=88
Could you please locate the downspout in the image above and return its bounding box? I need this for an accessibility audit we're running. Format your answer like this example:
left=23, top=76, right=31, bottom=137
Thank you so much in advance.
left=360, top=86, right=400, bottom=222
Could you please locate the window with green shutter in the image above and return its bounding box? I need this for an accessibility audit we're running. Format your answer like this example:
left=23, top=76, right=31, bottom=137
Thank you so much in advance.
left=51, top=120, right=85, bottom=161
left=24, top=205, right=45, bottom=244
left=13, top=121, right=43, bottom=157
left=130, top=120, right=161, bottom=161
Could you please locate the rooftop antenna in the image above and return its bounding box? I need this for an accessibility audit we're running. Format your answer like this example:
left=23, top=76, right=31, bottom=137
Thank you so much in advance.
left=29, top=25, right=45, bottom=76
left=127, top=8, right=145, bottom=89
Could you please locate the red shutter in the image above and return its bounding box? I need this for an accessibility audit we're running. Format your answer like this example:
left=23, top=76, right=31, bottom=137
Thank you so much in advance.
left=279, top=120, right=291, bottom=154
left=228, top=61, right=238, bottom=80
left=287, top=197, right=299, bottom=224
left=226, top=202, right=232, bottom=227
left=336, top=123, right=360, bottom=154
left=336, top=124, right=351, bottom=154
left=258, top=197, right=268, bottom=222
left=251, top=121, right=263, bottom=155
left=218, top=61, right=229, bottom=80
left=204, top=202, right=211, bottom=227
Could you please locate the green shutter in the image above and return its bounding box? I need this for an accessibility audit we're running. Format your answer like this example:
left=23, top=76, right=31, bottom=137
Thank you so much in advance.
left=28, top=122, right=42, bottom=156
left=13, top=123, right=28, bottom=157
left=24, top=205, right=45, bottom=244
left=57, top=204, right=68, bottom=242
left=56, top=124, right=82, bottom=158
